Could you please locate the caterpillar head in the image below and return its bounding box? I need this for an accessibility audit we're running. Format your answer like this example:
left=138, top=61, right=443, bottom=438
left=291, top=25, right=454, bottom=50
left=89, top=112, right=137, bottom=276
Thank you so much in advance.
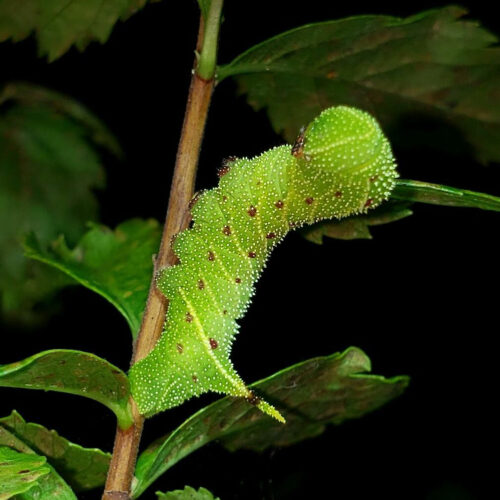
left=301, top=105, right=398, bottom=212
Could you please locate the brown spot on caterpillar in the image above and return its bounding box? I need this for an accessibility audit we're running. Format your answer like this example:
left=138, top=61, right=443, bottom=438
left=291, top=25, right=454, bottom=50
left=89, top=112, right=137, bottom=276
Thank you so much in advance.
left=188, top=191, right=202, bottom=210
left=292, top=126, right=306, bottom=158
left=247, top=392, right=261, bottom=406
left=209, top=338, right=218, bottom=349
left=235, top=277, right=241, bottom=283
left=218, top=156, right=236, bottom=178
left=275, top=200, right=284, bottom=209
left=256, top=180, right=261, bottom=186
left=223, top=310, right=228, bottom=315
left=247, top=205, right=257, bottom=217
left=198, top=279, right=205, bottom=290
left=266, top=232, right=276, bottom=239
left=370, top=175, right=378, bottom=182
left=208, top=251, right=215, bottom=261
left=176, top=343, right=184, bottom=353
left=217, top=166, right=230, bottom=177
left=305, top=197, right=314, bottom=205
left=335, top=191, right=342, bottom=198
left=248, top=251, right=256, bottom=258
left=289, top=221, right=297, bottom=228
left=222, top=195, right=228, bottom=202
left=192, top=375, right=198, bottom=383
left=364, top=198, right=373, bottom=207
left=185, top=312, right=193, bottom=323
left=18, top=470, right=30, bottom=474
left=222, top=225, right=231, bottom=236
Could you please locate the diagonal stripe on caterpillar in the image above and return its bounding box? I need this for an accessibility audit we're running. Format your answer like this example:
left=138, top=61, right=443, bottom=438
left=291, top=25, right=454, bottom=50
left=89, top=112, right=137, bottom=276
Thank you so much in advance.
left=129, top=106, right=398, bottom=421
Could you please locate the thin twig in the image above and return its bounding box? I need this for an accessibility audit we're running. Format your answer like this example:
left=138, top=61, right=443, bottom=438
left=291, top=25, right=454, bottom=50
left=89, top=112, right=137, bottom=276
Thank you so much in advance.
left=102, top=2, right=223, bottom=496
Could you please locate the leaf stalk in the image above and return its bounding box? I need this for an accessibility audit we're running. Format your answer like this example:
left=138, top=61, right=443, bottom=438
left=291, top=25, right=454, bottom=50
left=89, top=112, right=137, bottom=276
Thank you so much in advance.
left=197, top=0, right=224, bottom=80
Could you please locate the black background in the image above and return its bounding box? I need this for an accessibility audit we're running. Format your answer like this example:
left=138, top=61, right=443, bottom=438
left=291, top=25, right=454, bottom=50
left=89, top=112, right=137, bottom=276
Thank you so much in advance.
left=1, top=1, right=499, bottom=499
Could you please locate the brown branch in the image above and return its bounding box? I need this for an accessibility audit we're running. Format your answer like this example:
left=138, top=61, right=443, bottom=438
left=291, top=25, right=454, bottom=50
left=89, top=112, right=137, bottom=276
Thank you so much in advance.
left=102, top=16, right=215, bottom=500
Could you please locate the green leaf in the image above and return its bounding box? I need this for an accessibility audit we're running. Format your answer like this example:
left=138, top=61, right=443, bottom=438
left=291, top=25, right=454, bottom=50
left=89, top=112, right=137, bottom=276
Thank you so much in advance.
left=156, top=486, right=220, bottom=500
left=0, top=446, right=50, bottom=500
left=0, top=411, right=110, bottom=492
left=0, top=426, right=76, bottom=500
left=25, top=219, right=161, bottom=338
left=133, top=347, right=408, bottom=498
left=392, top=179, right=500, bottom=211
left=301, top=178, right=500, bottom=243
left=0, top=1, right=155, bottom=61
left=0, top=350, right=132, bottom=429
left=0, top=82, right=119, bottom=325
left=0, top=82, right=122, bottom=156
left=219, top=7, right=500, bottom=164
left=301, top=200, right=413, bottom=243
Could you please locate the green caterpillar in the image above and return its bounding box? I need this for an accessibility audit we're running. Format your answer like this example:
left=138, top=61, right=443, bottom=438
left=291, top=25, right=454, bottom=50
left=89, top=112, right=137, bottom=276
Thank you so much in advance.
left=130, top=106, right=398, bottom=421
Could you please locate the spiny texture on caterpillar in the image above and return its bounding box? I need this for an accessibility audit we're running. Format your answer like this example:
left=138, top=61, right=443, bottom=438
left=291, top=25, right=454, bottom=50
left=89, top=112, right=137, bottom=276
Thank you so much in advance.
left=129, top=106, right=398, bottom=421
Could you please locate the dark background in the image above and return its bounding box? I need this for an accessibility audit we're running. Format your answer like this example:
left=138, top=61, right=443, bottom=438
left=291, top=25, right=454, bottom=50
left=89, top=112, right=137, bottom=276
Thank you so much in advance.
left=1, top=1, right=498, bottom=499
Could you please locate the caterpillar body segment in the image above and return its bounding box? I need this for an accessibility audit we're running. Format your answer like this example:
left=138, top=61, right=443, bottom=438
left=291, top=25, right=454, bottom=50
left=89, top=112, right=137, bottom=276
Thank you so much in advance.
left=129, top=106, right=398, bottom=421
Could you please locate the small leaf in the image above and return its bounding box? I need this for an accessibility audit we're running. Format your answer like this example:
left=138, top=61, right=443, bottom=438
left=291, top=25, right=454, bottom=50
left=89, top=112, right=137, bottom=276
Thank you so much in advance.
left=0, top=426, right=76, bottom=500
left=0, top=82, right=120, bottom=325
left=0, top=411, right=110, bottom=492
left=219, top=7, right=500, bottom=164
left=301, top=201, right=412, bottom=243
left=0, top=1, right=155, bottom=61
left=0, top=351, right=132, bottom=429
left=0, top=446, right=50, bottom=499
left=392, top=179, right=500, bottom=211
left=133, top=347, right=407, bottom=498
left=156, top=486, right=220, bottom=500
left=25, top=219, right=161, bottom=338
